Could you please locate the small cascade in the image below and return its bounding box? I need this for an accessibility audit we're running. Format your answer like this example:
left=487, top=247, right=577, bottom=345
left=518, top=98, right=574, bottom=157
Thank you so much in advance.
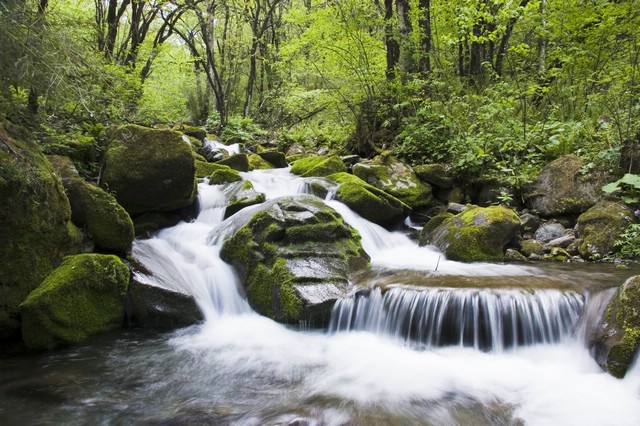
left=329, top=286, right=585, bottom=351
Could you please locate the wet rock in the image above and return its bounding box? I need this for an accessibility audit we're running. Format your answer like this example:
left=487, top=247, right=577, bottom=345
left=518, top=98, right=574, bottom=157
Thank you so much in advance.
left=575, top=200, right=637, bottom=260
left=534, top=221, right=566, bottom=243
left=223, top=181, right=266, bottom=219
left=327, top=172, right=411, bottom=227
left=1, top=124, right=78, bottom=340
left=525, top=155, right=600, bottom=217
left=102, top=125, right=197, bottom=216
left=593, top=276, right=640, bottom=378
left=20, top=254, right=129, bottom=350
left=353, top=156, right=432, bottom=209
left=220, top=195, right=369, bottom=326
left=421, top=205, right=521, bottom=262
left=519, top=239, right=545, bottom=258
left=291, top=155, right=347, bottom=177
left=199, top=144, right=225, bottom=163
left=216, top=153, right=250, bottom=172
left=258, top=151, right=288, bottom=168
left=172, top=124, right=207, bottom=142
left=128, top=280, right=203, bottom=329
left=519, top=213, right=540, bottom=234
left=418, top=213, right=454, bottom=245
left=545, top=234, right=576, bottom=249
left=248, top=153, right=274, bottom=170
left=447, top=202, right=467, bottom=214
left=209, top=164, right=242, bottom=185
left=413, top=164, right=453, bottom=189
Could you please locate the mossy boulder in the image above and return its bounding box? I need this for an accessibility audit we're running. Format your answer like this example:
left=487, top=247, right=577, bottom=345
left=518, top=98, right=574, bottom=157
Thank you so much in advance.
left=575, top=200, right=636, bottom=260
left=216, top=153, right=250, bottom=172
left=327, top=172, right=411, bottom=226
left=422, top=205, right=521, bottom=262
left=525, top=155, right=600, bottom=217
left=20, top=254, right=129, bottom=350
left=132, top=212, right=182, bottom=237
left=593, top=276, right=640, bottom=378
left=220, top=195, right=369, bottom=325
left=102, top=125, right=197, bottom=216
left=353, top=156, right=433, bottom=209
left=248, top=153, right=274, bottom=170
left=172, top=124, right=207, bottom=142
left=291, top=155, right=347, bottom=177
left=0, top=124, right=77, bottom=340
left=223, top=180, right=266, bottom=219
left=195, top=160, right=220, bottom=178
left=209, top=164, right=243, bottom=185
left=258, top=151, right=288, bottom=168
left=418, top=213, right=454, bottom=245
left=413, top=164, right=453, bottom=189
left=61, top=176, right=134, bottom=254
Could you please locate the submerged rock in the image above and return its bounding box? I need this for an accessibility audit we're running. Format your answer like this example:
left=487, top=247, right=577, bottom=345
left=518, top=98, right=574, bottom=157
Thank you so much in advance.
left=421, top=205, right=520, bottom=262
left=327, top=172, right=411, bottom=226
left=223, top=180, right=266, bottom=219
left=575, top=200, right=636, bottom=260
left=525, top=155, right=600, bottom=217
left=353, top=156, right=432, bottom=209
left=0, top=124, right=77, bottom=340
left=594, top=276, right=640, bottom=378
left=20, top=254, right=129, bottom=350
left=102, top=125, right=197, bottom=216
left=220, top=195, right=369, bottom=326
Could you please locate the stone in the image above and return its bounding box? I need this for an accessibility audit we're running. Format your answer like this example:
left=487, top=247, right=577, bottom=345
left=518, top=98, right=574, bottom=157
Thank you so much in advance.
left=220, top=195, right=369, bottom=326
left=545, top=234, right=576, bottom=249
left=534, top=221, right=566, bottom=243
left=519, top=239, right=546, bottom=258
left=593, top=276, right=640, bottom=378
left=216, top=153, right=250, bottom=172
left=418, top=213, right=454, bottom=246
left=353, top=156, right=432, bottom=209
left=526, top=155, right=600, bottom=217
left=223, top=181, right=266, bottom=219
left=101, top=125, right=197, bottom=216
left=20, top=254, right=129, bottom=350
left=248, top=153, right=274, bottom=170
left=422, top=205, right=521, bottom=262
left=327, top=172, right=411, bottom=227
left=172, top=124, right=207, bottom=142
left=519, top=213, right=540, bottom=234
left=209, top=164, right=243, bottom=185
left=575, top=200, right=637, bottom=260
left=195, top=160, right=221, bottom=178
left=413, top=164, right=453, bottom=189
left=258, top=151, right=288, bottom=168
left=0, top=124, right=77, bottom=340
left=128, top=280, right=203, bottom=329
left=291, top=155, right=347, bottom=177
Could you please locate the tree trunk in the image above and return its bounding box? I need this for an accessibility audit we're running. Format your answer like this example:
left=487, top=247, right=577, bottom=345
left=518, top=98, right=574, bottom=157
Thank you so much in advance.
left=417, top=0, right=431, bottom=76
left=384, top=0, right=399, bottom=80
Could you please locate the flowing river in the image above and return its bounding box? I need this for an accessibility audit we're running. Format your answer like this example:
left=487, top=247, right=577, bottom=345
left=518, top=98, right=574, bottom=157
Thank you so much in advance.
left=1, top=168, right=640, bottom=425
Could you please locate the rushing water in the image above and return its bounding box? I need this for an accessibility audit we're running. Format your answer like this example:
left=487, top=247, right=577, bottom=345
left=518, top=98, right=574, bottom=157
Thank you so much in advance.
left=2, top=167, right=640, bottom=425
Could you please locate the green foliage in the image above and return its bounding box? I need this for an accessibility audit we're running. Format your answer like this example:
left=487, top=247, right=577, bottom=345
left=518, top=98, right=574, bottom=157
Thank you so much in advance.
left=603, top=174, right=640, bottom=204
left=614, top=224, right=640, bottom=260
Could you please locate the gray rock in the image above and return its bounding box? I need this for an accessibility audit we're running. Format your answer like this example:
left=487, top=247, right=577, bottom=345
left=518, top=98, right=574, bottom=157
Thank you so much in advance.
left=534, top=221, right=566, bottom=243
left=128, top=280, right=203, bottom=329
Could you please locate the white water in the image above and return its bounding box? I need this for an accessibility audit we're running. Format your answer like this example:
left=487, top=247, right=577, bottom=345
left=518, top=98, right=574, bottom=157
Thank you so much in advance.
left=132, top=167, right=640, bottom=425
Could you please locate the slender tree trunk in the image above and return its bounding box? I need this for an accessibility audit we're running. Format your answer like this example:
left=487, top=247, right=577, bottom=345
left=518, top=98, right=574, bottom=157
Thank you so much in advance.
left=384, top=0, right=399, bottom=80
left=417, top=0, right=431, bottom=76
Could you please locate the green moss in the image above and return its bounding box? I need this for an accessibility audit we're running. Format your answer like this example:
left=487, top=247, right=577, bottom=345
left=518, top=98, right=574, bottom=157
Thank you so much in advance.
left=576, top=200, right=635, bottom=260
left=286, top=222, right=352, bottom=244
left=102, top=125, right=197, bottom=215
left=291, top=155, right=347, bottom=177
left=328, top=172, right=410, bottom=226
left=209, top=167, right=242, bottom=185
left=217, top=153, right=250, bottom=172
left=248, top=153, right=274, bottom=170
left=20, top=254, right=129, bottom=350
left=1, top=124, right=76, bottom=340
left=246, top=258, right=301, bottom=320
left=419, top=213, right=453, bottom=245
left=195, top=160, right=220, bottom=178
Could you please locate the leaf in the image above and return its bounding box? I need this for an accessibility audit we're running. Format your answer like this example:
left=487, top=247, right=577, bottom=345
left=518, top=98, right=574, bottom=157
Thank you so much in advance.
left=602, top=182, right=620, bottom=194
left=618, top=174, right=640, bottom=190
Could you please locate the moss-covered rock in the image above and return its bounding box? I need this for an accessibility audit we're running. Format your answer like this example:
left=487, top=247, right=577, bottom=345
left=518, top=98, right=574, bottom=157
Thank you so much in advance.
left=216, top=153, right=250, bottom=172
left=418, top=213, right=454, bottom=245
left=20, top=254, right=129, bottom=350
left=133, top=212, right=181, bottom=237
left=327, top=172, right=411, bottom=226
left=102, top=125, right=197, bottom=216
left=195, top=160, right=220, bottom=178
left=172, top=124, right=207, bottom=142
left=258, top=151, right=288, bottom=168
left=594, top=276, right=640, bottom=378
left=0, top=124, right=77, bottom=341
left=291, top=155, right=347, bottom=177
left=422, top=205, right=521, bottom=262
left=353, top=156, right=432, bottom=209
left=223, top=180, right=266, bottom=219
left=413, top=164, right=453, bottom=189
left=209, top=164, right=243, bottom=185
left=575, top=200, right=636, bottom=260
left=221, top=195, right=369, bottom=325
left=248, top=153, right=274, bottom=170
left=525, top=155, right=600, bottom=217
left=519, top=239, right=546, bottom=258
left=61, top=176, right=134, bottom=254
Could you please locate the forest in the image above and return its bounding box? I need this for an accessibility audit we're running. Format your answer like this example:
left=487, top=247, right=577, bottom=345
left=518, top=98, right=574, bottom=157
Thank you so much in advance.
left=1, top=0, right=639, bottom=196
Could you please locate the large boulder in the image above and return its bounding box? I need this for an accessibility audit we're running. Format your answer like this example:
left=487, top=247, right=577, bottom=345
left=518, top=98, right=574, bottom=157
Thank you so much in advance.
left=50, top=157, right=134, bottom=254
left=220, top=195, right=369, bottom=326
left=223, top=180, right=266, bottom=219
left=128, top=280, right=203, bottom=329
left=421, top=205, right=520, bottom=262
left=353, top=156, right=432, bottom=209
left=327, top=172, right=411, bottom=226
left=593, top=276, right=640, bottom=378
left=0, top=124, right=77, bottom=340
left=290, top=155, right=347, bottom=177
left=413, top=164, right=453, bottom=189
left=258, top=151, right=288, bottom=168
left=216, top=153, right=250, bottom=172
left=101, top=125, right=197, bottom=216
left=20, top=254, right=129, bottom=350
left=575, top=200, right=636, bottom=260
left=525, top=155, right=600, bottom=217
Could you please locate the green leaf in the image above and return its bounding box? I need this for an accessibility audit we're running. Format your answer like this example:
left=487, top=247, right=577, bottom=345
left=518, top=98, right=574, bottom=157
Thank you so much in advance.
left=618, top=174, right=640, bottom=190
left=602, top=182, right=621, bottom=194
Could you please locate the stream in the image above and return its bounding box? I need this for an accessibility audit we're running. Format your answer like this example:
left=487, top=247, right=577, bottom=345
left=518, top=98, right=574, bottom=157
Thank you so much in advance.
left=1, top=167, right=640, bottom=425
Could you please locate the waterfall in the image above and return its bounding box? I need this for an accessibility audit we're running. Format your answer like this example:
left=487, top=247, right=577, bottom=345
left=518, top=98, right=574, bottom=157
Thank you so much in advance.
left=329, top=287, right=585, bottom=351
